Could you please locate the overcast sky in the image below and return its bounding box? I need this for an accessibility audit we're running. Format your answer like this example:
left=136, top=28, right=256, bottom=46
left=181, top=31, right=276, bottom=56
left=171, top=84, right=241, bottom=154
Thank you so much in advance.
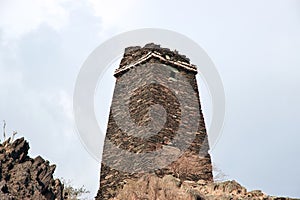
left=0, top=0, right=299, bottom=199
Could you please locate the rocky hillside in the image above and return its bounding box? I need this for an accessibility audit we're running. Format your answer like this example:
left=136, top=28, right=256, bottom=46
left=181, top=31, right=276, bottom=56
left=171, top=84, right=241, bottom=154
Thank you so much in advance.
left=0, top=137, right=64, bottom=200
left=112, top=174, right=298, bottom=200
left=0, top=137, right=297, bottom=200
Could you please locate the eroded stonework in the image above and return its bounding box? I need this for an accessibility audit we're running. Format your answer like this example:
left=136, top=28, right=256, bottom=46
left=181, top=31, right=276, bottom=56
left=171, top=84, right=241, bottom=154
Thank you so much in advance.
left=96, top=44, right=213, bottom=200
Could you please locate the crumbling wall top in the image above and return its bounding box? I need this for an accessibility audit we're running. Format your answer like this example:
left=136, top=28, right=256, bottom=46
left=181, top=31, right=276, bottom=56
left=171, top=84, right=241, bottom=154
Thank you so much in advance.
left=114, top=43, right=197, bottom=77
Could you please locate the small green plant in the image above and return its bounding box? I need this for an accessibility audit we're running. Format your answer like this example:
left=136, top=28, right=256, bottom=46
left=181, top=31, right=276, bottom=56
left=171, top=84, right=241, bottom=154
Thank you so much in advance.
left=61, top=178, right=90, bottom=200
left=212, top=164, right=228, bottom=182
left=11, top=131, right=17, bottom=142
left=1, top=120, right=18, bottom=143
left=2, top=120, right=6, bottom=142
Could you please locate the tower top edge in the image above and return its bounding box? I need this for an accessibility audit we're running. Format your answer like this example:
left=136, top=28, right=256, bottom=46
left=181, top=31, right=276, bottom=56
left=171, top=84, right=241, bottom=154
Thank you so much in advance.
left=114, top=43, right=197, bottom=77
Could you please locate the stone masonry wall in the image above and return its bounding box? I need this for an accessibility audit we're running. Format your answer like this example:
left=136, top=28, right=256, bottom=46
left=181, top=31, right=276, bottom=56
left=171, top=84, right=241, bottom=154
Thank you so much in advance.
left=96, top=44, right=213, bottom=200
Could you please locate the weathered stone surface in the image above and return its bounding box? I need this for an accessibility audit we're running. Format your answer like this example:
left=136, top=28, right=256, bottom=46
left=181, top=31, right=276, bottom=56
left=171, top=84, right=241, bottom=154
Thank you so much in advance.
left=112, top=174, right=298, bottom=200
left=120, top=43, right=191, bottom=72
left=96, top=44, right=213, bottom=199
left=0, top=137, right=64, bottom=200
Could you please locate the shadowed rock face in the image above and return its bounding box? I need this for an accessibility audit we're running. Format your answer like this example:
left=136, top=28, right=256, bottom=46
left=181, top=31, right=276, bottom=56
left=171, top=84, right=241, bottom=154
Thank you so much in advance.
left=0, top=137, right=63, bottom=200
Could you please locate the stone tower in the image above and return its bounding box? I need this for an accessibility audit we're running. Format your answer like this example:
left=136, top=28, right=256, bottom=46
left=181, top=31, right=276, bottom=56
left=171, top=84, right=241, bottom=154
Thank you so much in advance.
left=96, top=43, right=213, bottom=200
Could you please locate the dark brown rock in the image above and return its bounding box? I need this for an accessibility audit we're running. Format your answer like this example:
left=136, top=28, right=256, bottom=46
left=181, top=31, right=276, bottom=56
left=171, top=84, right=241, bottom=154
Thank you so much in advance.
left=0, top=137, right=64, bottom=200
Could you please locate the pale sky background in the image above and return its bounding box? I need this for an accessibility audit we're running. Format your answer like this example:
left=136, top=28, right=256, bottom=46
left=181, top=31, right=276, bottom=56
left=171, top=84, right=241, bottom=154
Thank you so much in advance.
left=0, top=0, right=299, bottom=199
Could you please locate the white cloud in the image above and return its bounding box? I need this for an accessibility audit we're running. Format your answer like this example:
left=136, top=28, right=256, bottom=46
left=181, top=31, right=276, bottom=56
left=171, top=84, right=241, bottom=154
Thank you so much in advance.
left=0, top=0, right=138, bottom=43
left=0, top=65, right=23, bottom=89
left=87, top=0, right=137, bottom=30
left=58, top=90, right=73, bottom=122
left=0, top=0, right=70, bottom=42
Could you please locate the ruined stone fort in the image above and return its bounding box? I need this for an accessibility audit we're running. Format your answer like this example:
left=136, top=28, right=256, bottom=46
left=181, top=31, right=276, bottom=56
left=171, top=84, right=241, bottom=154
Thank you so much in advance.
left=96, top=43, right=213, bottom=200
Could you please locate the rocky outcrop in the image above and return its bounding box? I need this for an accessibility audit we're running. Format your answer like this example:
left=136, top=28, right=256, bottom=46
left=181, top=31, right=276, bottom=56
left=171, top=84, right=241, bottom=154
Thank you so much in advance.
left=111, top=174, right=298, bottom=200
left=0, top=137, right=64, bottom=200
